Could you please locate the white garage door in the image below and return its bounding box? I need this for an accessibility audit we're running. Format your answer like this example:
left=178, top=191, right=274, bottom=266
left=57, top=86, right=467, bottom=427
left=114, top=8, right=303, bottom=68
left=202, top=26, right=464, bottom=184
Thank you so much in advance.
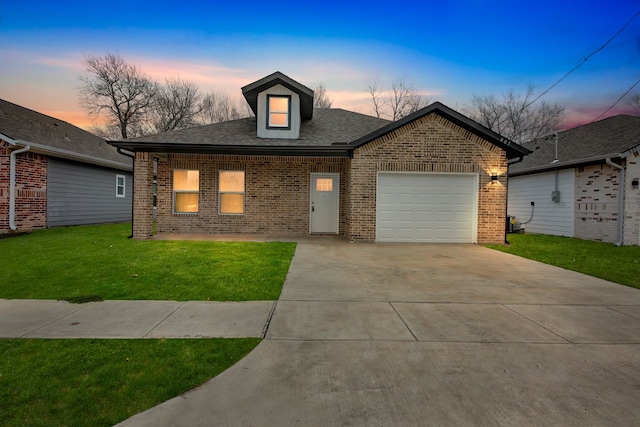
left=376, top=173, right=478, bottom=243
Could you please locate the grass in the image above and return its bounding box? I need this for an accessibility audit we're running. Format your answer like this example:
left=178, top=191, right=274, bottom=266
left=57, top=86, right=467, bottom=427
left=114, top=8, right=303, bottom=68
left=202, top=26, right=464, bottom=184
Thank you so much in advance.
left=0, top=223, right=297, bottom=301
left=486, top=233, right=640, bottom=289
left=0, top=338, right=260, bottom=427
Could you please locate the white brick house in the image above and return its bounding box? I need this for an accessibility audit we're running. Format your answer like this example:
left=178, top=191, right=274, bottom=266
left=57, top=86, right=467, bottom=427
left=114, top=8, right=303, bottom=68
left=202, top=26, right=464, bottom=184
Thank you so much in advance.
left=508, top=115, right=640, bottom=246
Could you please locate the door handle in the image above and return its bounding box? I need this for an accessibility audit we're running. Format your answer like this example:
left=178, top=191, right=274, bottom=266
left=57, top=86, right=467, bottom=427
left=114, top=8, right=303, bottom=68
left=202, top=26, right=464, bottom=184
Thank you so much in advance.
left=311, top=202, right=314, bottom=212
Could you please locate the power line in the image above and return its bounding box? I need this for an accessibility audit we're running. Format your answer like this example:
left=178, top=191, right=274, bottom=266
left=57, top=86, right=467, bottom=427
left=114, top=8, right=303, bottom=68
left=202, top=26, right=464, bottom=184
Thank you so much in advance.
left=590, top=77, right=640, bottom=122
left=523, top=9, right=640, bottom=109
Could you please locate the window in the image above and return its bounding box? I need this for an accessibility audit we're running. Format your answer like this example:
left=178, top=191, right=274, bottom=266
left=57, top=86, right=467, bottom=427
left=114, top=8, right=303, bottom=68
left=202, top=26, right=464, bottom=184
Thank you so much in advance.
left=316, top=179, right=333, bottom=192
left=116, top=174, right=125, bottom=198
left=267, top=95, right=291, bottom=129
left=219, top=171, right=244, bottom=214
left=173, top=170, right=199, bottom=213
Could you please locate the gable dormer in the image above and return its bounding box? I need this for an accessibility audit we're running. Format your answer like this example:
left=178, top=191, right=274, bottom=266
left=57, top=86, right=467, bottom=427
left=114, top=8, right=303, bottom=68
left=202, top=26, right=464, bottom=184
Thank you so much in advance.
left=241, top=72, right=314, bottom=139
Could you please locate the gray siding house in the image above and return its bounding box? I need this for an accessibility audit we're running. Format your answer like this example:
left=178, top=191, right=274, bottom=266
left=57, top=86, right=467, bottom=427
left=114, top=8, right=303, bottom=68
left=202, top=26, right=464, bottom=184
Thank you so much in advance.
left=0, top=99, right=133, bottom=233
left=508, top=114, right=640, bottom=246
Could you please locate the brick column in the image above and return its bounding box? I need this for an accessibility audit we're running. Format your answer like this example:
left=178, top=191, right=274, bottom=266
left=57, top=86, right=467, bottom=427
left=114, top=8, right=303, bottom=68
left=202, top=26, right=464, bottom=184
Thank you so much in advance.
left=133, top=152, right=154, bottom=239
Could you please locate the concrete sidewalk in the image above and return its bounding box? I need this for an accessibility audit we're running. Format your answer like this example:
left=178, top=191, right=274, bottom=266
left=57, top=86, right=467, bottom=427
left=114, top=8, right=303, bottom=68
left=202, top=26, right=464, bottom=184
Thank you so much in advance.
left=0, top=299, right=275, bottom=339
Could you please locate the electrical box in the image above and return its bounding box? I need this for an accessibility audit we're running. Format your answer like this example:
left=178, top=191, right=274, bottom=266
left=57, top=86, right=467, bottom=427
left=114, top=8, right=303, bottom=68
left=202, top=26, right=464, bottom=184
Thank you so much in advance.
left=551, top=190, right=560, bottom=203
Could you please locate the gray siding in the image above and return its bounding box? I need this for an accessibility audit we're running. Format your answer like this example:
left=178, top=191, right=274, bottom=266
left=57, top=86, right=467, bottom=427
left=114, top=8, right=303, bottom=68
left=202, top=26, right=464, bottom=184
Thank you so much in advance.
left=47, top=158, right=132, bottom=227
left=507, top=170, right=574, bottom=236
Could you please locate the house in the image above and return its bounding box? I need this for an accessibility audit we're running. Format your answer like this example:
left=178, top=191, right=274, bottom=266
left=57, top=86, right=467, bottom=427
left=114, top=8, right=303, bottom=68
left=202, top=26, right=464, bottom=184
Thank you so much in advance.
left=0, top=99, right=133, bottom=233
left=110, top=71, right=530, bottom=243
left=507, top=114, right=640, bottom=246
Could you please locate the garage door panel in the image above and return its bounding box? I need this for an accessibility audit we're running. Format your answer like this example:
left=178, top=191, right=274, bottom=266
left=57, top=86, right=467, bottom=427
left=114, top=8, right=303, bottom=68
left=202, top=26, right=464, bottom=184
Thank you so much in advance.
left=376, top=173, right=477, bottom=243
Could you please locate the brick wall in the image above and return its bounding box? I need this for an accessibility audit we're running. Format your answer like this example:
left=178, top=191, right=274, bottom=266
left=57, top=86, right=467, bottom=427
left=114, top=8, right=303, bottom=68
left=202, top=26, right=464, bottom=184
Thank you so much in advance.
left=150, top=154, right=347, bottom=236
left=574, top=163, right=621, bottom=243
left=133, top=152, right=154, bottom=239
left=0, top=141, right=47, bottom=233
left=623, top=150, right=640, bottom=245
left=348, top=113, right=508, bottom=243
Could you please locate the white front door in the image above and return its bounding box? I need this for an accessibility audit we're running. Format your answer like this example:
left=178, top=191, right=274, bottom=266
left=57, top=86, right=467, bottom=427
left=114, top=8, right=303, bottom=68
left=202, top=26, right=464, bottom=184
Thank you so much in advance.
left=310, top=173, right=340, bottom=234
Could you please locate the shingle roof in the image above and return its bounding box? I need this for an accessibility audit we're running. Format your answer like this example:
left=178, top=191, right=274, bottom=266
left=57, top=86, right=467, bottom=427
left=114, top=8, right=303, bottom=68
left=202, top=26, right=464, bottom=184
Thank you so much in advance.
left=117, top=108, right=391, bottom=149
left=110, top=102, right=530, bottom=160
left=510, top=114, right=640, bottom=176
left=0, top=98, right=131, bottom=170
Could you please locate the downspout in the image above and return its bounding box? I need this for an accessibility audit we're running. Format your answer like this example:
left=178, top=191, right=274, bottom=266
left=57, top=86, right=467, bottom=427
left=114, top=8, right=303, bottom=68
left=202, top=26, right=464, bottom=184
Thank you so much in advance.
left=9, top=145, right=31, bottom=230
left=117, top=148, right=135, bottom=239
left=606, top=157, right=625, bottom=247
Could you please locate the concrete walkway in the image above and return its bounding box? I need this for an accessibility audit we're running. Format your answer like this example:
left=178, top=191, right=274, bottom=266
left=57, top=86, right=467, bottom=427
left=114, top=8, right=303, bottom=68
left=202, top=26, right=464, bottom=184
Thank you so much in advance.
left=0, top=299, right=275, bottom=339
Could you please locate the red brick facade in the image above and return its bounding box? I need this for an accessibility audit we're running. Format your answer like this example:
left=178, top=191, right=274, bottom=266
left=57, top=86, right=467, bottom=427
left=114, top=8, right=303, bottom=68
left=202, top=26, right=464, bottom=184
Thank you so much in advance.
left=0, top=141, right=47, bottom=233
left=134, top=112, right=508, bottom=243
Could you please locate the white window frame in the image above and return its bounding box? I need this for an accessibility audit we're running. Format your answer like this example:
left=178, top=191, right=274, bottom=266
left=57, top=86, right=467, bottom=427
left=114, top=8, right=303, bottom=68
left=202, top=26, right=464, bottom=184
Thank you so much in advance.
left=116, top=174, right=126, bottom=198
left=173, top=169, right=199, bottom=214
left=267, top=94, right=291, bottom=129
left=219, top=170, right=245, bottom=215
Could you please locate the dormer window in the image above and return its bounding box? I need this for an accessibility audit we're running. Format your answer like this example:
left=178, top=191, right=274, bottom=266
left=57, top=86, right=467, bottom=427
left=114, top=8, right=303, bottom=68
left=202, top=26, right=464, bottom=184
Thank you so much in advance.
left=267, top=95, right=291, bottom=129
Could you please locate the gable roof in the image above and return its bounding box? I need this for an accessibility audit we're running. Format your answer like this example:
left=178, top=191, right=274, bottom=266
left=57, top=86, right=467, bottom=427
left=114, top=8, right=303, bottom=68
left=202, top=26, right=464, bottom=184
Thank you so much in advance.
left=241, top=71, right=314, bottom=120
left=510, top=114, right=640, bottom=176
left=110, top=108, right=391, bottom=156
left=109, top=101, right=529, bottom=160
left=0, top=98, right=131, bottom=171
left=350, top=102, right=531, bottom=160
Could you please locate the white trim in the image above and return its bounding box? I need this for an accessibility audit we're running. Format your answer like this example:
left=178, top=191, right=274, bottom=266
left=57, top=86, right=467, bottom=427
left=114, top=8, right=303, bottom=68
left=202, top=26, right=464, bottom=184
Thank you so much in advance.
left=376, top=171, right=479, bottom=243
left=115, top=174, right=126, bottom=198
left=218, top=170, right=245, bottom=215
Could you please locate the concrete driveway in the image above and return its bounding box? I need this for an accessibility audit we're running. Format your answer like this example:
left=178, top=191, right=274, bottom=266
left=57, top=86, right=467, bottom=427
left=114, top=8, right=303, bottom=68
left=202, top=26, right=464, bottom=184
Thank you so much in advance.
left=120, top=240, right=640, bottom=426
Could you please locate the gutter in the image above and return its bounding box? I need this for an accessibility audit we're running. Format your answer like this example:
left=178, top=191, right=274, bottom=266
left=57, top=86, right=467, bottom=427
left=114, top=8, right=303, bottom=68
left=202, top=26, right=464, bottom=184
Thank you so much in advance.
left=606, top=157, right=625, bottom=247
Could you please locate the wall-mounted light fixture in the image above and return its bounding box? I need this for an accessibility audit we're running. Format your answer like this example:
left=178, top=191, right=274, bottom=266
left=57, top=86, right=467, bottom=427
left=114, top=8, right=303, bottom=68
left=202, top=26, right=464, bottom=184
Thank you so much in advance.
left=632, top=178, right=639, bottom=189
left=491, top=174, right=499, bottom=182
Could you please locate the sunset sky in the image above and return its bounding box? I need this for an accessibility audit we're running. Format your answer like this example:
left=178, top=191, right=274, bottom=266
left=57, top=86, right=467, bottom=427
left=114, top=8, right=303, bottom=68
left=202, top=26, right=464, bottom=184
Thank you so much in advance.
left=1, top=1, right=638, bottom=131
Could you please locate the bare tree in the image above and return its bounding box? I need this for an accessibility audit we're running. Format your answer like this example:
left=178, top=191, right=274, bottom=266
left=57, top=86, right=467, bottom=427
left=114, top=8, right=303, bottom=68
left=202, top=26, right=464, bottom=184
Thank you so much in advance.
left=464, top=86, right=565, bottom=143
left=366, top=77, right=385, bottom=119
left=313, top=83, right=333, bottom=108
left=79, top=54, right=158, bottom=139
left=366, top=76, right=431, bottom=120
left=388, top=76, right=431, bottom=121
left=627, top=93, right=640, bottom=115
left=150, top=77, right=202, bottom=132
left=198, top=91, right=250, bottom=124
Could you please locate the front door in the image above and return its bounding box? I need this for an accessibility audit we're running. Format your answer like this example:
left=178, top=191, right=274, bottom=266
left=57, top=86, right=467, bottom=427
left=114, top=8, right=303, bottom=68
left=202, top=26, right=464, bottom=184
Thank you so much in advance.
left=310, top=173, right=340, bottom=234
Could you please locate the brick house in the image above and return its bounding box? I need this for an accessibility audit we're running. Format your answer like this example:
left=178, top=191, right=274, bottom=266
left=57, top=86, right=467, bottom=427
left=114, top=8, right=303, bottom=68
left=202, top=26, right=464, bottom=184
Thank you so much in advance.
left=110, top=72, right=530, bottom=243
left=508, top=114, right=640, bottom=246
left=0, top=99, right=132, bottom=234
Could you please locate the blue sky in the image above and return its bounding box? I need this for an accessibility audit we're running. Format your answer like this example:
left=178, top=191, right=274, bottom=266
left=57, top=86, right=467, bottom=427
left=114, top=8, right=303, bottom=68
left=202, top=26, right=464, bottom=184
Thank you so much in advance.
left=1, top=0, right=638, bottom=129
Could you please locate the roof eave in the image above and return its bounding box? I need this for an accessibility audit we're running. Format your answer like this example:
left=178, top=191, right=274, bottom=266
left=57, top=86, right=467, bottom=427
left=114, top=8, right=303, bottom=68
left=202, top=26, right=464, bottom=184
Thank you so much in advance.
left=3, top=136, right=132, bottom=171
left=509, top=152, right=625, bottom=176
left=107, top=141, right=351, bottom=158
left=349, top=102, right=531, bottom=160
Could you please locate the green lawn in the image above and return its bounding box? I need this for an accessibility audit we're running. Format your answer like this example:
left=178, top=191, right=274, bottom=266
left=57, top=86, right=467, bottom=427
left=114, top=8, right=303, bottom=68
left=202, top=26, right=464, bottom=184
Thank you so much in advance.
left=0, top=223, right=297, bottom=301
left=0, top=338, right=260, bottom=427
left=486, top=233, right=640, bottom=289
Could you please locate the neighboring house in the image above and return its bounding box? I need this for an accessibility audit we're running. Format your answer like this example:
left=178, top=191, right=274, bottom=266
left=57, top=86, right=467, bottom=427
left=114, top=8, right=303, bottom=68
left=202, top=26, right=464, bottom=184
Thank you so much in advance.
left=508, top=114, right=640, bottom=246
left=0, top=99, right=133, bottom=233
left=110, top=71, right=529, bottom=243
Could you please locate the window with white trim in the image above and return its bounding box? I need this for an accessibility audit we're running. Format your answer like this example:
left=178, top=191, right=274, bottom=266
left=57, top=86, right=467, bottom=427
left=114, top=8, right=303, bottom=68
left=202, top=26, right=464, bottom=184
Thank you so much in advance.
left=116, top=174, right=126, bottom=198
left=173, top=170, right=199, bottom=213
left=267, top=95, right=291, bottom=129
left=219, top=171, right=245, bottom=214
